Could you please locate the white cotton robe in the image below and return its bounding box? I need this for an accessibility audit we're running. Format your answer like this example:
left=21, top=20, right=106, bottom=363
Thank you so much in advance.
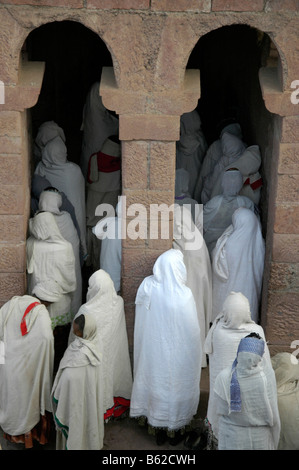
left=203, top=169, right=255, bottom=256
left=80, top=81, right=119, bottom=178
left=69, top=270, right=132, bottom=419
left=271, top=352, right=299, bottom=450
left=176, top=110, right=207, bottom=199
left=214, top=346, right=280, bottom=450
left=204, top=291, right=270, bottom=438
left=26, top=211, right=77, bottom=328
left=34, top=135, right=87, bottom=258
left=38, top=190, right=82, bottom=319
left=194, top=123, right=243, bottom=203
left=173, top=205, right=212, bottom=367
left=0, top=295, right=54, bottom=436
left=51, top=314, right=104, bottom=450
left=130, top=249, right=202, bottom=431
left=211, top=207, right=265, bottom=322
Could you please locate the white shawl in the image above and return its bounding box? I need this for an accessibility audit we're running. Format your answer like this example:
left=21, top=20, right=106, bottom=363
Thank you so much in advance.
left=51, top=314, right=104, bottom=450
left=69, top=269, right=132, bottom=419
left=173, top=205, right=212, bottom=367
left=211, top=207, right=265, bottom=322
left=130, top=249, right=202, bottom=430
left=0, top=295, right=54, bottom=435
left=194, top=123, right=243, bottom=203
left=203, top=170, right=255, bottom=255
left=35, top=136, right=87, bottom=257
left=201, top=132, right=246, bottom=204
left=271, top=352, right=299, bottom=450
left=80, top=82, right=119, bottom=178
left=33, top=120, right=66, bottom=167
left=214, top=341, right=280, bottom=450
left=38, top=190, right=82, bottom=318
left=176, top=110, right=207, bottom=199
left=26, top=211, right=76, bottom=328
left=204, top=291, right=270, bottom=438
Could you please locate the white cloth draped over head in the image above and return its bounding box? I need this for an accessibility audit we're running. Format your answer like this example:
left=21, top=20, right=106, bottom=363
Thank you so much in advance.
left=211, top=207, right=265, bottom=323
left=51, top=313, right=104, bottom=450
left=214, top=335, right=281, bottom=450
left=34, top=135, right=87, bottom=258
left=93, top=200, right=122, bottom=293
left=209, top=143, right=262, bottom=206
left=0, top=295, right=54, bottom=436
left=175, top=169, right=202, bottom=230
left=203, top=291, right=270, bottom=438
left=194, top=123, right=243, bottom=203
left=33, top=121, right=66, bottom=166
left=80, top=81, right=119, bottom=178
left=176, top=110, right=207, bottom=199
left=203, top=169, right=255, bottom=255
left=38, top=190, right=82, bottom=318
left=173, top=205, right=212, bottom=367
left=69, top=269, right=132, bottom=419
left=26, top=211, right=76, bottom=328
left=130, top=249, right=202, bottom=431
left=271, top=352, right=299, bottom=450
left=201, top=132, right=247, bottom=205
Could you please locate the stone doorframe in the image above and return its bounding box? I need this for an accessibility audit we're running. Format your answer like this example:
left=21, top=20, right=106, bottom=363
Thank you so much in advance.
left=0, top=6, right=298, bottom=354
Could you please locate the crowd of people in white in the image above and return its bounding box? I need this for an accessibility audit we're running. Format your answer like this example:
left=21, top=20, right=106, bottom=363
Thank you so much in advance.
left=0, top=82, right=298, bottom=451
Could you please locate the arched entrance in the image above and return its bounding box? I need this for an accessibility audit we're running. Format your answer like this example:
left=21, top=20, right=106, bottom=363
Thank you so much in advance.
left=25, top=20, right=113, bottom=165
left=186, top=24, right=282, bottom=326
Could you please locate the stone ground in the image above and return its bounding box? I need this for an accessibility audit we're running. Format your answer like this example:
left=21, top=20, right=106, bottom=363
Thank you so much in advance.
left=0, top=368, right=209, bottom=452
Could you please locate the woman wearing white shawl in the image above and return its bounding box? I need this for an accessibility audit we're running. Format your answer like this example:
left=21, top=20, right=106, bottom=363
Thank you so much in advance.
left=214, top=334, right=280, bottom=450
left=203, top=169, right=255, bottom=256
left=211, top=207, right=265, bottom=323
left=209, top=143, right=263, bottom=206
left=93, top=199, right=122, bottom=293
left=176, top=109, right=207, bottom=199
left=33, top=120, right=66, bottom=168
left=204, top=291, right=270, bottom=441
left=130, top=249, right=202, bottom=440
left=173, top=205, right=212, bottom=367
left=80, top=81, right=119, bottom=179
left=0, top=294, right=54, bottom=448
left=51, top=313, right=104, bottom=450
left=175, top=169, right=202, bottom=230
left=38, top=188, right=82, bottom=318
left=194, top=122, right=243, bottom=203
left=86, top=135, right=121, bottom=270
left=26, top=211, right=76, bottom=328
left=34, top=135, right=87, bottom=260
left=201, top=132, right=246, bottom=205
left=69, top=269, right=132, bottom=420
left=271, top=352, right=299, bottom=450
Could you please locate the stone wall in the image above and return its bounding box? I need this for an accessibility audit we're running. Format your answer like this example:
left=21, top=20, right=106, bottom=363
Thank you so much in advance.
left=0, top=1, right=298, bottom=355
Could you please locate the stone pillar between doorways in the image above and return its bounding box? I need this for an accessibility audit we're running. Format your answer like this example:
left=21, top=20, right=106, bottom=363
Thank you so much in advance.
left=100, top=66, right=201, bottom=351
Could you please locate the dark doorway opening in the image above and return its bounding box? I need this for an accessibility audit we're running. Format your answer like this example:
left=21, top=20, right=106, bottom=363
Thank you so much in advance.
left=25, top=20, right=113, bottom=165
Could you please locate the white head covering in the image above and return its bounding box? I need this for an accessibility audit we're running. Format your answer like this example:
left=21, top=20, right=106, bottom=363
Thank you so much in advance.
left=211, top=207, right=265, bottom=322
left=221, top=169, right=243, bottom=195
left=38, top=188, right=63, bottom=215
left=214, top=334, right=281, bottom=449
left=130, top=249, right=202, bottom=430
left=70, top=269, right=132, bottom=417
left=204, top=291, right=269, bottom=437
left=33, top=121, right=66, bottom=166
